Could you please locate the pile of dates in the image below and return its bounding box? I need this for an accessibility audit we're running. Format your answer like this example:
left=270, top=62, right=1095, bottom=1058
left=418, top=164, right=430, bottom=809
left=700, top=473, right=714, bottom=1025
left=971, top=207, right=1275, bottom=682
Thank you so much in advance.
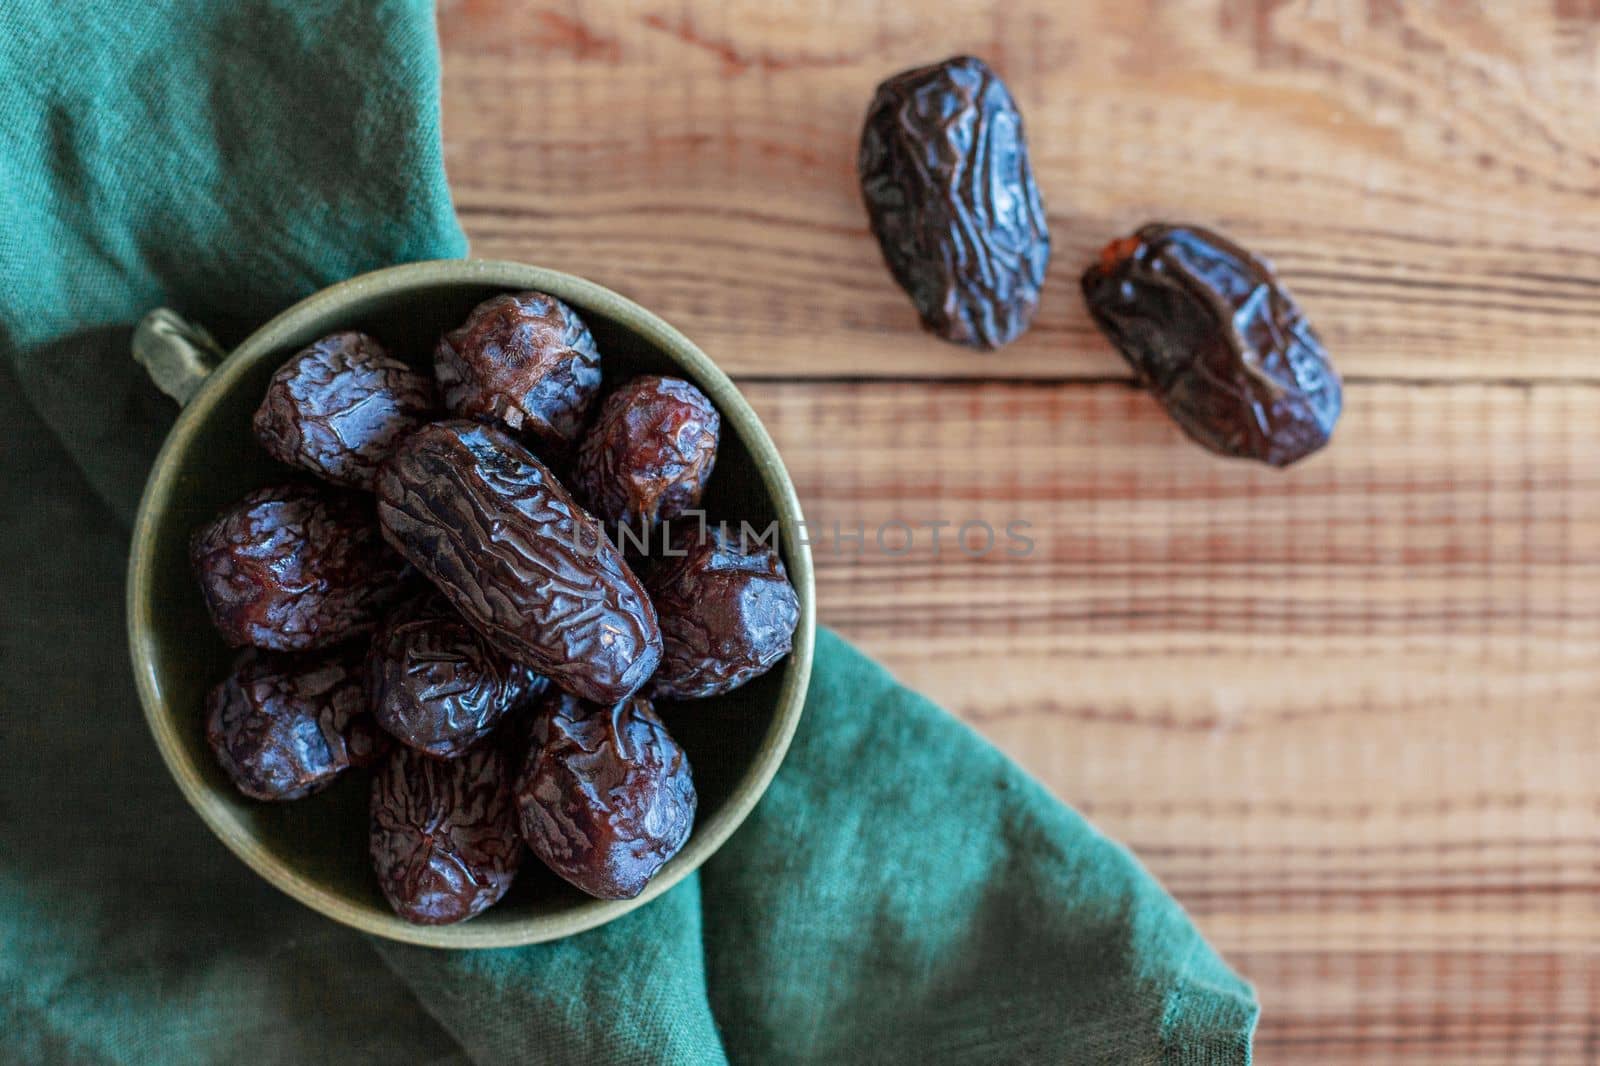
left=859, top=55, right=1343, bottom=466
left=192, top=293, right=800, bottom=925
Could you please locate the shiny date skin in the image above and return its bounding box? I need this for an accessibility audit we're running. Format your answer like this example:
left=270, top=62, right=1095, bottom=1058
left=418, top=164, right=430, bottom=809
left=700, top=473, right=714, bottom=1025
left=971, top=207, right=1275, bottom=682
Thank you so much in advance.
left=434, top=291, right=603, bottom=452
left=859, top=55, right=1050, bottom=350
left=375, top=421, right=662, bottom=705
left=206, top=647, right=385, bottom=802
left=515, top=692, right=695, bottom=900
left=367, top=593, right=547, bottom=760
left=647, top=525, right=800, bottom=700
left=190, top=483, right=409, bottom=651
left=253, top=331, right=437, bottom=490
left=1081, top=223, right=1342, bottom=467
left=370, top=743, right=523, bottom=925
left=575, top=376, right=720, bottom=534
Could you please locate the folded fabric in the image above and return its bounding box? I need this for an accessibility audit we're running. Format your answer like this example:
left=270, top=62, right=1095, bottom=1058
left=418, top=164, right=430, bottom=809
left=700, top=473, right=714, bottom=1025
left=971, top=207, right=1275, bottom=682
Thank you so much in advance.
left=0, top=2, right=1257, bottom=1063
left=0, top=0, right=466, bottom=522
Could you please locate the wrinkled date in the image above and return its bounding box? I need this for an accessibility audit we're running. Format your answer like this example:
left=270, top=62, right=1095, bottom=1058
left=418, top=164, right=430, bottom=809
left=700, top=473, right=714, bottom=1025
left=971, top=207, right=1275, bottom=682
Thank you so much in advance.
left=375, top=421, right=662, bottom=704
left=206, top=647, right=385, bottom=801
left=370, top=744, right=523, bottom=925
left=859, top=55, right=1051, bottom=350
left=367, top=593, right=547, bottom=759
left=647, top=526, right=800, bottom=700
left=190, top=483, right=409, bottom=651
left=575, top=376, right=720, bottom=534
left=1081, top=223, right=1342, bottom=467
left=515, top=692, right=695, bottom=900
left=434, top=291, right=603, bottom=452
left=253, top=331, right=437, bottom=490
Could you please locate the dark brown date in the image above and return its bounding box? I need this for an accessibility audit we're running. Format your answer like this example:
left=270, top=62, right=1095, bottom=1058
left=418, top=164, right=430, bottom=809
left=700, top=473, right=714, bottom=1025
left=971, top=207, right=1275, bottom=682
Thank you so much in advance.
left=367, top=593, right=547, bottom=759
left=252, top=331, right=436, bottom=490
left=369, top=743, right=523, bottom=925
left=206, top=647, right=385, bottom=802
left=375, top=420, right=662, bottom=704
left=1080, top=223, right=1342, bottom=468
left=514, top=692, right=695, bottom=900
left=434, top=291, right=603, bottom=452
left=190, top=483, right=409, bottom=651
left=574, top=376, right=719, bottom=534
left=859, top=55, right=1050, bottom=350
left=647, top=525, right=800, bottom=700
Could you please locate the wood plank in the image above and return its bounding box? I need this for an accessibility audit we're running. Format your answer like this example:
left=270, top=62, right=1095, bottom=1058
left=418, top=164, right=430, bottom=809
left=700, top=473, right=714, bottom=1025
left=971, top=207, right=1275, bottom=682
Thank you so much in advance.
left=439, top=0, right=1600, bottom=381
left=741, top=377, right=1600, bottom=1059
left=436, top=1, right=1600, bottom=1059
left=1236, top=950, right=1600, bottom=1064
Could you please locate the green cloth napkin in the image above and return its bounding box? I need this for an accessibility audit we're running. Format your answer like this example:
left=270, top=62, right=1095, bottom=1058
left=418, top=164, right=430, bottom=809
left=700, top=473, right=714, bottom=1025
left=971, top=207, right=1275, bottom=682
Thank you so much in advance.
left=0, top=2, right=1258, bottom=1063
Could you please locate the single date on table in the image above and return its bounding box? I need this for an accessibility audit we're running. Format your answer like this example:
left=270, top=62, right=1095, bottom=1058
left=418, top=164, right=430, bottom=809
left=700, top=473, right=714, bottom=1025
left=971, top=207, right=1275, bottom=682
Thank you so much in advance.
left=859, top=55, right=1051, bottom=350
left=1081, top=222, right=1342, bottom=467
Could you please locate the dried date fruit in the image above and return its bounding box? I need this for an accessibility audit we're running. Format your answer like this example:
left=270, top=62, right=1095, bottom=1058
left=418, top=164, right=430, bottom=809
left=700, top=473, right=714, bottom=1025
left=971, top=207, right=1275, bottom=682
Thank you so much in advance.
left=1080, top=223, right=1342, bottom=467
left=434, top=291, right=603, bottom=452
left=859, top=55, right=1050, bottom=350
left=370, top=744, right=523, bottom=924
left=190, top=483, right=409, bottom=651
left=647, top=525, right=800, bottom=700
left=574, top=376, right=719, bottom=534
left=367, top=593, right=548, bottom=759
left=375, top=420, right=662, bottom=704
left=253, top=331, right=436, bottom=490
left=515, top=692, right=695, bottom=900
left=206, top=647, right=386, bottom=802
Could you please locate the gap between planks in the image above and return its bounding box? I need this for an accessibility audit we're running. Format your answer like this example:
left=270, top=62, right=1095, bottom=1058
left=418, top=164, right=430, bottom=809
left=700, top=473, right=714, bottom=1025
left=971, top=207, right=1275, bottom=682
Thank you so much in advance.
left=724, top=373, right=1600, bottom=388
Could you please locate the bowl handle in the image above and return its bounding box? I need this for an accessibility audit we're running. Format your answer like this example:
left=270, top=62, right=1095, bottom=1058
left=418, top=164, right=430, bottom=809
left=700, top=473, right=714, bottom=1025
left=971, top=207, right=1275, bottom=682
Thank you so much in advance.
left=132, top=308, right=226, bottom=406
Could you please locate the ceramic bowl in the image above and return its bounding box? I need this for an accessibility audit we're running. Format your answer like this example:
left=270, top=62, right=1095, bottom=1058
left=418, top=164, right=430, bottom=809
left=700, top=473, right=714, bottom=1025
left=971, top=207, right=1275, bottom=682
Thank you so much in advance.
left=125, top=259, right=814, bottom=948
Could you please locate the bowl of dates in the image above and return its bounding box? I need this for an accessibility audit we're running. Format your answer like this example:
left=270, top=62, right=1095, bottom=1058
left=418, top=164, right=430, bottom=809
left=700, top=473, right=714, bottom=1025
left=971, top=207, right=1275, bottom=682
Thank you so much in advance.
left=127, top=260, right=814, bottom=947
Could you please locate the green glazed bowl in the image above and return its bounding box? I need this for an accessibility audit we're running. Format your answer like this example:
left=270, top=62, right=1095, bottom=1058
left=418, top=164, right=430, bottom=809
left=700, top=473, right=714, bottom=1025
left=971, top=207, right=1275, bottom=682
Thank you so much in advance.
left=126, top=259, right=815, bottom=948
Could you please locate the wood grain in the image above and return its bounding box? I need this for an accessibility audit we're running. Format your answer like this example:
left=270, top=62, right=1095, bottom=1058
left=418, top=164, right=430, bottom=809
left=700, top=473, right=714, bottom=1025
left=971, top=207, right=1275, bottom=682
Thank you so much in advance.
left=438, top=1, right=1600, bottom=1060
left=440, top=0, right=1600, bottom=382
left=758, top=377, right=1600, bottom=1065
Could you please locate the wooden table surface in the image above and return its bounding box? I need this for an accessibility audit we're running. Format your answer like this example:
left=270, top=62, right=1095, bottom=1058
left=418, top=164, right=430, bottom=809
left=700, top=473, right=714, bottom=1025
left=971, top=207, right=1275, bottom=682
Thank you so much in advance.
left=437, top=1, right=1600, bottom=1060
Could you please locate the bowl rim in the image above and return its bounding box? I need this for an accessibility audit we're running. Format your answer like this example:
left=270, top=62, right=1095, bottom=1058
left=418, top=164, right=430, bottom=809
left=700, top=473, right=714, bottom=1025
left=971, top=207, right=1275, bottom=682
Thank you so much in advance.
left=125, top=258, right=815, bottom=948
